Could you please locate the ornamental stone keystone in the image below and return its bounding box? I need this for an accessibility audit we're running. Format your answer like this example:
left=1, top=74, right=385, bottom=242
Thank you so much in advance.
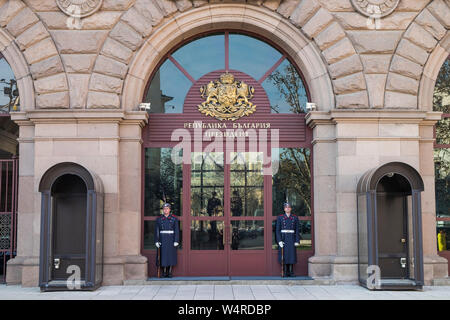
left=56, top=0, right=103, bottom=18
left=351, top=0, right=400, bottom=18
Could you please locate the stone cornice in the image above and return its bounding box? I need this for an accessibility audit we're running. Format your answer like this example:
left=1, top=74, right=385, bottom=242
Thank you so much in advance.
left=306, top=110, right=443, bottom=128
left=9, top=110, right=149, bottom=126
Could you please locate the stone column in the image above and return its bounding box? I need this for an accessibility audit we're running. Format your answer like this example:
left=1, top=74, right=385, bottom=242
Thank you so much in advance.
left=7, top=110, right=149, bottom=287
left=306, top=112, right=337, bottom=279
left=419, top=116, right=449, bottom=284
left=307, top=110, right=445, bottom=284
left=6, top=114, right=38, bottom=286
left=103, top=112, right=149, bottom=285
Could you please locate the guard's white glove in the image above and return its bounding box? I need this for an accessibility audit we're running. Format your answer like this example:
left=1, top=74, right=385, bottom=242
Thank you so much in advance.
left=174, top=242, right=179, bottom=247
left=155, top=242, right=161, bottom=248
left=294, top=242, right=300, bottom=247
left=278, top=241, right=284, bottom=248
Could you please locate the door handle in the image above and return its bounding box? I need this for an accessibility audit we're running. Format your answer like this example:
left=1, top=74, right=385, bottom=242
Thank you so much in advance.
left=400, top=257, right=406, bottom=268
left=222, top=225, right=226, bottom=247
left=54, top=258, right=60, bottom=269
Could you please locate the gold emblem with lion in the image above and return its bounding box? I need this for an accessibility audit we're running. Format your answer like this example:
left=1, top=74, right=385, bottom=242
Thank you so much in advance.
left=198, top=73, right=256, bottom=121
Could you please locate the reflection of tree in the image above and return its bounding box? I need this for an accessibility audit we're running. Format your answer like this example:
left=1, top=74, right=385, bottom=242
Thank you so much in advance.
left=268, top=63, right=307, bottom=114
left=275, top=149, right=311, bottom=215
left=434, top=59, right=450, bottom=218
left=434, top=60, right=450, bottom=113
left=434, top=60, right=450, bottom=146
left=435, top=149, right=450, bottom=217
left=268, top=62, right=311, bottom=215
left=147, top=149, right=182, bottom=216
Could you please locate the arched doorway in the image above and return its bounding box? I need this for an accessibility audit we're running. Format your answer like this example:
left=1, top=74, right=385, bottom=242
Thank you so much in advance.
left=141, top=31, right=313, bottom=278
left=357, top=162, right=425, bottom=290
left=39, top=162, right=104, bottom=291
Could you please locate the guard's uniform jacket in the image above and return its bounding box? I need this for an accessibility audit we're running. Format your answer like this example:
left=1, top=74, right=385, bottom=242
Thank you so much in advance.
left=275, top=213, right=300, bottom=264
left=155, top=214, right=180, bottom=267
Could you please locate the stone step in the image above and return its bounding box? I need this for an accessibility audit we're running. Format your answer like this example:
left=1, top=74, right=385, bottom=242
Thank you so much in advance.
left=432, top=278, right=450, bottom=286
left=124, top=277, right=337, bottom=286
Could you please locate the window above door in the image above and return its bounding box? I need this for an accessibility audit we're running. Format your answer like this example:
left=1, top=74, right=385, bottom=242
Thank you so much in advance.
left=143, top=31, right=309, bottom=115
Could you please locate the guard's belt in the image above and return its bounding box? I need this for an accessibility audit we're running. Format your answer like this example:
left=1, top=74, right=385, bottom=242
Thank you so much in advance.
left=160, top=230, right=174, bottom=234
left=281, top=230, right=295, bottom=233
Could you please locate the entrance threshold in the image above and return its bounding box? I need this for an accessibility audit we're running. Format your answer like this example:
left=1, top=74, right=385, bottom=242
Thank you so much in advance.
left=134, top=276, right=337, bottom=286
left=148, top=276, right=313, bottom=281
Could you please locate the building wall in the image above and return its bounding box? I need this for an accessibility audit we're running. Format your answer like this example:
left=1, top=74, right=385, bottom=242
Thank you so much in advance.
left=0, top=0, right=448, bottom=286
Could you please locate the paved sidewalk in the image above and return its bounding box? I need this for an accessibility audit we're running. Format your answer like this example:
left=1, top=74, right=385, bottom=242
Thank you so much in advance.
left=1, top=284, right=450, bottom=300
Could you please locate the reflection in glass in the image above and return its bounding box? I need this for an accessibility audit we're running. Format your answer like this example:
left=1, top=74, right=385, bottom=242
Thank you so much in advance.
left=172, top=34, right=225, bottom=80
left=433, top=59, right=449, bottom=114
left=271, top=220, right=311, bottom=250
left=262, top=59, right=308, bottom=114
left=0, top=55, right=19, bottom=113
left=437, top=221, right=450, bottom=252
left=191, top=220, right=224, bottom=250
left=144, top=220, right=183, bottom=250
left=143, top=59, right=191, bottom=113
left=435, top=148, right=450, bottom=218
left=191, top=152, right=224, bottom=216
left=231, top=220, right=264, bottom=250
left=436, top=118, right=450, bottom=145
left=229, top=33, right=282, bottom=80
left=144, top=148, right=183, bottom=216
left=272, top=148, right=311, bottom=216
left=230, top=152, right=264, bottom=217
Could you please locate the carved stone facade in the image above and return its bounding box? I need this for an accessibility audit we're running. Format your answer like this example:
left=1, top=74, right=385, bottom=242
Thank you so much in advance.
left=0, top=0, right=449, bottom=286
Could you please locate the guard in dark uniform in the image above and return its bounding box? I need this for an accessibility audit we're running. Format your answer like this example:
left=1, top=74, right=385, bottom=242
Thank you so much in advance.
left=275, top=202, right=300, bottom=277
left=155, top=203, right=180, bottom=278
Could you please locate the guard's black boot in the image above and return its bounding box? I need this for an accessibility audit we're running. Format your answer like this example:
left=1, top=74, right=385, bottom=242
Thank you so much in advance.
left=163, top=267, right=168, bottom=278
left=288, top=265, right=295, bottom=277
left=167, top=266, right=172, bottom=278
left=282, top=264, right=288, bottom=278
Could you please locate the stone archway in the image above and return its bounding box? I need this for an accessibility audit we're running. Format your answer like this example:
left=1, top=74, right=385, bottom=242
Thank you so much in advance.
left=385, top=0, right=450, bottom=109
left=0, top=28, right=34, bottom=110
left=120, top=4, right=335, bottom=112
left=419, top=33, right=450, bottom=111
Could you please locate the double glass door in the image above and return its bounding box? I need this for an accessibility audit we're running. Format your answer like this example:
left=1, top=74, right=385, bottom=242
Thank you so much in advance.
left=189, top=151, right=267, bottom=276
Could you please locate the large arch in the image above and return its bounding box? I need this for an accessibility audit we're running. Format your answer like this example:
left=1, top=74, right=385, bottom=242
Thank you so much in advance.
left=0, top=28, right=34, bottom=110
left=419, top=33, right=450, bottom=111
left=386, top=0, right=450, bottom=109
left=121, top=4, right=334, bottom=112
left=88, top=1, right=368, bottom=111
left=0, top=1, right=70, bottom=110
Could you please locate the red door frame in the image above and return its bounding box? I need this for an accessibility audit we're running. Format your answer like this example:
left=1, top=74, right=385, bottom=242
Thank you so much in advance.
left=140, top=30, right=314, bottom=278
left=434, top=111, right=450, bottom=275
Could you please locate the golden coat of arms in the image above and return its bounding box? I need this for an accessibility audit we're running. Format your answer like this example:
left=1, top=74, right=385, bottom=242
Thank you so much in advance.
left=198, top=73, right=256, bottom=121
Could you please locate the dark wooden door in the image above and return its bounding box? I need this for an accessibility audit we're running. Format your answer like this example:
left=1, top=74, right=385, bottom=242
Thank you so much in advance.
left=377, top=194, right=408, bottom=279
left=51, top=194, right=86, bottom=280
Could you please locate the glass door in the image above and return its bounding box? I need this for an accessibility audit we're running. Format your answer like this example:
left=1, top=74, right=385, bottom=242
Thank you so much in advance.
left=188, top=152, right=228, bottom=276
left=228, top=152, right=266, bottom=276
left=187, top=151, right=268, bottom=276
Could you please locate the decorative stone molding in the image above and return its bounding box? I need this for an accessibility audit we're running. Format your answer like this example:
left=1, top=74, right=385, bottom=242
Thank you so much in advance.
left=56, top=0, right=104, bottom=18
left=0, top=28, right=35, bottom=110
left=120, top=4, right=337, bottom=112
left=386, top=0, right=450, bottom=110
left=350, top=0, right=400, bottom=18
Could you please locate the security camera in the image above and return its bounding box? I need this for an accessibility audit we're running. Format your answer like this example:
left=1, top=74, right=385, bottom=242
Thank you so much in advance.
left=138, top=102, right=151, bottom=111
left=306, top=102, right=317, bottom=112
